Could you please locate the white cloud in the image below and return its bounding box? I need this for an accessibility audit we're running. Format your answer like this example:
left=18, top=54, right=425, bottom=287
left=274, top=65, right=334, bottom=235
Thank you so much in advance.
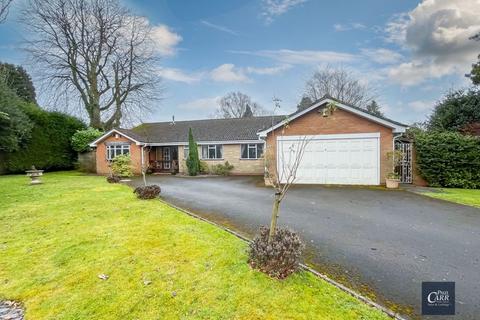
left=158, top=67, right=202, bottom=83
left=210, top=64, right=249, bottom=82
left=231, top=49, right=356, bottom=65
left=261, top=0, right=307, bottom=24
left=334, top=22, right=366, bottom=32
left=385, top=0, right=480, bottom=86
left=200, top=20, right=238, bottom=36
left=361, top=48, right=403, bottom=64
left=246, top=64, right=291, bottom=75
left=151, top=24, right=182, bottom=56
left=178, top=96, right=221, bottom=111
left=408, top=100, right=435, bottom=112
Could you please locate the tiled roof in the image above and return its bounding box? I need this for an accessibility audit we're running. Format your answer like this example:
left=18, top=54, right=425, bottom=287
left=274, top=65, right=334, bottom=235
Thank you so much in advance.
left=119, top=115, right=285, bottom=144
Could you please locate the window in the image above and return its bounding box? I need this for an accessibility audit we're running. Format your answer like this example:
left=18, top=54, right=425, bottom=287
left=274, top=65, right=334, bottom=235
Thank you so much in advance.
left=201, top=145, right=223, bottom=159
left=241, top=143, right=264, bottom=159
left=183, top=147, right=189, bottom=159
left=106, top=144, right=130, bottom=160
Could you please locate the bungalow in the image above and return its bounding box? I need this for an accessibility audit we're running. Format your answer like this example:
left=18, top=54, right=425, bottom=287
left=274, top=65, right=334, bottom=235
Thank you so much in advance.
left=90, top=96, right=413, bottom=185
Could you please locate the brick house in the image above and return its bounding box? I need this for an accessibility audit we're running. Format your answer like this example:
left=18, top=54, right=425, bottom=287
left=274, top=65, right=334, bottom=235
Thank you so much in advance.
left=90, top=96, right=412, bottom=185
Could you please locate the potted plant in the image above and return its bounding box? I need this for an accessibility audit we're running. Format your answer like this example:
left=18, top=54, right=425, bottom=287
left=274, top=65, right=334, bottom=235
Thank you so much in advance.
left=386, top=150, right=403, bottom=189
left=386, top=172, right=400, bottom=189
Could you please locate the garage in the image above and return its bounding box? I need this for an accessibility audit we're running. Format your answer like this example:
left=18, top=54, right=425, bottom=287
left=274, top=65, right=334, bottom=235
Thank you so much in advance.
left=277, top=133, right=380, bottom=185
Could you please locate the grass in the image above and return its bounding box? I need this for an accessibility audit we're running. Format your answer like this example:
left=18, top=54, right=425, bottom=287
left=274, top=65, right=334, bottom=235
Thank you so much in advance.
left=0, top=172, right=389, bottom=319
left=423, top=188, right=480, bottom=208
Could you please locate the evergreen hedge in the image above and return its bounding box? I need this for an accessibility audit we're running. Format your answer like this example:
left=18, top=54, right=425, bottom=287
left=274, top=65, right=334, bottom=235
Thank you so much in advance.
left=4, top=104, right=85, bottom=173
left=415, top=131, right=480, bottom=188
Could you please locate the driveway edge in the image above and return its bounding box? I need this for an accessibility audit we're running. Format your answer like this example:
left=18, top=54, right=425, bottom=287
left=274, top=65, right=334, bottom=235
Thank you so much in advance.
left=159, top=198, right=406, bottom=320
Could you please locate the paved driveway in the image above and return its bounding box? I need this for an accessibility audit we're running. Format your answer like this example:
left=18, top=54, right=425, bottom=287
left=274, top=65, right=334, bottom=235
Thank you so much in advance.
left=131, top=176, right=480, bottom=319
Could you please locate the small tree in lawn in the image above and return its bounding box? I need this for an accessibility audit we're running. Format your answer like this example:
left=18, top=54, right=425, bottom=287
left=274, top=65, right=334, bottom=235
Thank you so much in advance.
left=186, top=128, right=200, bottom=176
left=248, top=98, right=315, bottom=279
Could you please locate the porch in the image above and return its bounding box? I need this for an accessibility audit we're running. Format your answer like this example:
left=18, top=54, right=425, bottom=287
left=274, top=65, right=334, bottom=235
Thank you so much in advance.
left=148, top=146, right=179, bottom=174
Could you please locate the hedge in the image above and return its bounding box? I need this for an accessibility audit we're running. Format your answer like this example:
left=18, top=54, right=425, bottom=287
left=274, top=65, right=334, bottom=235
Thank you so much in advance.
left=4, top=104, right=85, bottom=173
left=415, top=131, right=480, bottom=188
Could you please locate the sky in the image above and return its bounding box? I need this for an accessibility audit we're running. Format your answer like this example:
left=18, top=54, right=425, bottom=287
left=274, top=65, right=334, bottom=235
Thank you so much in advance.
left=1, top=0, right=479, bottom=126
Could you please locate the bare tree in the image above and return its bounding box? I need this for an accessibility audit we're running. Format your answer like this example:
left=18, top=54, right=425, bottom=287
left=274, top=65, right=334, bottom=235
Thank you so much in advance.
left=21, top=0, right=161, bottom=130
left=264, top=99, right=314, bottom=242
left=215, top=91, right=266, bottom=118
left=0, top=0, right=13, bottom=23
left=305, top=66, right=374, bottom=108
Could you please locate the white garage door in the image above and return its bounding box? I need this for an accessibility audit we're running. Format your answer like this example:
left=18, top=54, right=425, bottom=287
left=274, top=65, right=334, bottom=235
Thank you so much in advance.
left=277, top=133, right=380, bottom=185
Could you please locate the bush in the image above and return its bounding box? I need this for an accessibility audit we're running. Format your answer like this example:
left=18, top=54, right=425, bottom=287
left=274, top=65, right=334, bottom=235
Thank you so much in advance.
left=71, top=127, right=103, bottom=153
left=4, top=104, right=85, bottom=173
left=106, top=175, right=121, bottom=183
left=248, top=226, right=305, bottom=279
left=111, top=154, right=133, bottom=178
left=414, top=131, right=480, bottom=188
left=199, top=160, right=209, bottom=174
left=134, top=185, right=161, bottom=199
left=211, top=161, right=234, bottom=176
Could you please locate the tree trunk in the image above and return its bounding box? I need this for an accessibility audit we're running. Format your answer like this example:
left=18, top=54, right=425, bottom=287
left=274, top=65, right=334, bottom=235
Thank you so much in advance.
left=89, top=103, right=102, bottom=129
left=268, top=192, right=281, bottom=243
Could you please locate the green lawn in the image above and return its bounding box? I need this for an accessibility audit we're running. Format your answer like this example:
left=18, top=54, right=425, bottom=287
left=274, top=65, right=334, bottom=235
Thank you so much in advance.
left=0, top=172, right=389, bottom=319
left=423, top=188, right=480, bottom=208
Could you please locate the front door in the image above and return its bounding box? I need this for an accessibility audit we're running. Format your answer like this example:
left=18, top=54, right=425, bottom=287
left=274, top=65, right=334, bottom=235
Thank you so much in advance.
left=163, top=147, right=171, bottom=169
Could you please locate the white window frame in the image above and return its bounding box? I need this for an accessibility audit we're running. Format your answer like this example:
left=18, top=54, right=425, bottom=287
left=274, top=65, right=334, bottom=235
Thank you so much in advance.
left=201, top=144, right=223, bottom=160
left=106, top=144, right=130, bottom=161
left=183, top=147, right=189, bottom=159
left=241, top=143, right=264, bottom=159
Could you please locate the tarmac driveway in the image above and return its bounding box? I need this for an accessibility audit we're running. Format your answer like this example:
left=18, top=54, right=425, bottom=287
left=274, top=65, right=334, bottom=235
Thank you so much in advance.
left=130, top=175, right=480, bottom=319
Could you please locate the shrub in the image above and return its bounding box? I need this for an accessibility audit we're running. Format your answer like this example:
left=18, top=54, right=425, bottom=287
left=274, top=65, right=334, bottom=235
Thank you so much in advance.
left=71, top=127, right=103, bottom=153
left=134, top=185, right=161, bottom=199
left=199, top=160, right=209, bottom=174
left=111, top=154, right=133, bottom=178
left=186, top=128, right=200, bottom=176
left=248, top=226, right=305, bottom=279
left=414, top=131, right=480, bottom=188
left=211, top=161, right=234, bottom=176
left=106, top=175, right=121, bottom=183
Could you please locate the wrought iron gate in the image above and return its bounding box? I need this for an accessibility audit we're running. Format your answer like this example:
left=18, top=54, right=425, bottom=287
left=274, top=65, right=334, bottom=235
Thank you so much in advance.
left=395, top=141, right=412, bottom=183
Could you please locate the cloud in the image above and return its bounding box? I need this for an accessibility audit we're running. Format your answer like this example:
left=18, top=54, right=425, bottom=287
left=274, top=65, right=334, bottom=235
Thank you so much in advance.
left=261, top=0, right=307, bottom=24
left=158, top=67, right=202, bottom=83
left=361, top=48, right=403, bottom=64
left=230, top=49, right=356, bottom=65
left=210, top=64, right=249, bottom=82
left=334, top=22, right=366, bottom=32
left=200, top=20, right=238, bottom=36
left=408, top=100, right=435, bottom=112
left=385, top=0, right=480, bottom=86
left=178, top=96, right=221, bottom=111
left=151, top=24, right=182, bottom=56
left=246, top=64, right=291, bottom=75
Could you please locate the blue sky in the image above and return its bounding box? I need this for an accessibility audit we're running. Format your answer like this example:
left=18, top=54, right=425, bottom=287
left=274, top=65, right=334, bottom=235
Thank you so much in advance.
left=1, top=0, right=479, bottom=125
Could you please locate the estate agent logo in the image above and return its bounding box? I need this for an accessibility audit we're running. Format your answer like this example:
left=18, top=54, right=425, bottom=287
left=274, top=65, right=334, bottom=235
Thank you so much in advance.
left=422, top=282, right=455, bottom=315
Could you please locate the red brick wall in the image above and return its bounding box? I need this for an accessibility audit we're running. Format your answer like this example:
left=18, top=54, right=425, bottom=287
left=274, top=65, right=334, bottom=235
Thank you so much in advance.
left=265, top=108, right=394, bottom=184
left=95, top=133, right=143, bottom=175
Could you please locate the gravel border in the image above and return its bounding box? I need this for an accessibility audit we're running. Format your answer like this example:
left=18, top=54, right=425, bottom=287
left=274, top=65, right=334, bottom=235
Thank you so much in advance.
left=0, top=301, right=24, bottom=320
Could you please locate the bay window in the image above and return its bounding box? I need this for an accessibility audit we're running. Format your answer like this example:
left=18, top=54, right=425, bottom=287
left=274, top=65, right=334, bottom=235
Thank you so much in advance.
left=106, top=144, right=130, bottom=160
